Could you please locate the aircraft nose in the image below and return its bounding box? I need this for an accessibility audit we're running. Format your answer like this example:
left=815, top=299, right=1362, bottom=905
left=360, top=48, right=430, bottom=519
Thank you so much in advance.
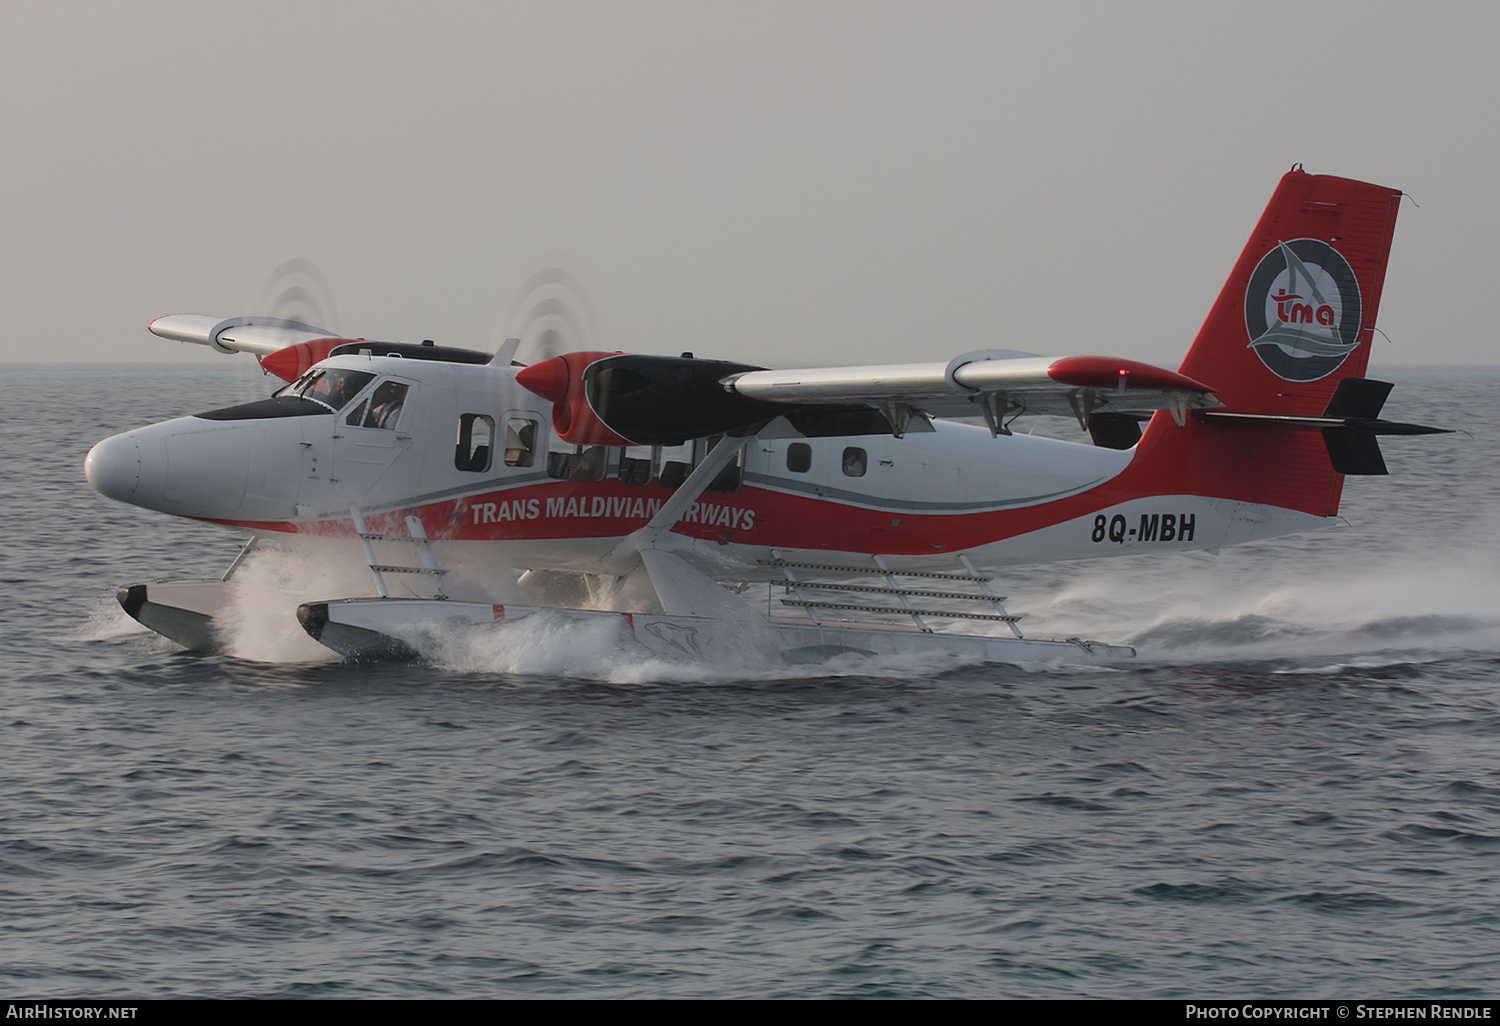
left=87, top=417, right=261, bottom=518
left=85, top=431, right=143, bottom=502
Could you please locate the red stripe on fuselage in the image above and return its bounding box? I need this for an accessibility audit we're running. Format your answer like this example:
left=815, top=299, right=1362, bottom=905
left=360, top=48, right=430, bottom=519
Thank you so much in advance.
left=199, top=464, right=1152, bottom=554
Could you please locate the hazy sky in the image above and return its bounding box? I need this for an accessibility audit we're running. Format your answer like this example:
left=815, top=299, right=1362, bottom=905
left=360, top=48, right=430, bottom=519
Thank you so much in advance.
left=2, top=0, right=1496, bottom=369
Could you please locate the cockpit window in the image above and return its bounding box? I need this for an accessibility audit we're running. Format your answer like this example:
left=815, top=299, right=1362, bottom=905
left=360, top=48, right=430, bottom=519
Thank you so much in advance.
left=275, top=368, right=375, bottom=412
left=360, top=381, right=409, bottom=429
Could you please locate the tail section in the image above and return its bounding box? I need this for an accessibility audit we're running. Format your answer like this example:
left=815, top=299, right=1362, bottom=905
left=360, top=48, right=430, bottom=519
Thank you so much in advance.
left=1178, top=166, right=1402, bottom=410
left=1130, top=167, right=1404, bottom=517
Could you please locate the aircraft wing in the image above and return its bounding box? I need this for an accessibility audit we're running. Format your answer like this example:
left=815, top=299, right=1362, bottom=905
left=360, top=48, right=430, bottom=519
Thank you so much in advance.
left=147, top=313, right=375, bottom=381
left=518, top=348, right=1222, bottom=447
left=148, top=314, right=341, bottom=357
left=726, top=350, right=1219, bottom=430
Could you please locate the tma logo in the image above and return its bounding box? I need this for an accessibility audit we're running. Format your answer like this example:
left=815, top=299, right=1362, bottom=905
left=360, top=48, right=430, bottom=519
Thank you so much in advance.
left=1244, top=239, right=1362, bottom=382
left=1271, top=287, right=1337, bottom=327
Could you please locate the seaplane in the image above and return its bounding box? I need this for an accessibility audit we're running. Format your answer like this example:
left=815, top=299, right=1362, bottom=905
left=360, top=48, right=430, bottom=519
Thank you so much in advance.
left=85, top=167, right=1447, bottom=665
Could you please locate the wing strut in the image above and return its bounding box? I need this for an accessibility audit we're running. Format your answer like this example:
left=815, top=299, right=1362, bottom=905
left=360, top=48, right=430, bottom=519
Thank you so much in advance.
left=604, top=434, right=751, bottom=571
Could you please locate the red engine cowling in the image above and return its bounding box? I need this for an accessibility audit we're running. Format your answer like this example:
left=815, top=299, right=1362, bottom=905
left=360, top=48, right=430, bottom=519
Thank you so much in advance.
left=515, top=351, right=634, bottom=446
left=258, top=338, right=365, bottom=382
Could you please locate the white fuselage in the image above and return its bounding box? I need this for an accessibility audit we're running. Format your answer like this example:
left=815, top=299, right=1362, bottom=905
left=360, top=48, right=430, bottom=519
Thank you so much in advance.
left=85, top=354, right=1326, bottom=594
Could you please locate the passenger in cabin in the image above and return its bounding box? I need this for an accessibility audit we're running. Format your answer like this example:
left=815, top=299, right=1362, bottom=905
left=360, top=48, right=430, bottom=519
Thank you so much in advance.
left=568, top=446, right=606, bottom=480
left=842, top=447, right=867, bottom=477
left=505, top=421, right=536, bottom=467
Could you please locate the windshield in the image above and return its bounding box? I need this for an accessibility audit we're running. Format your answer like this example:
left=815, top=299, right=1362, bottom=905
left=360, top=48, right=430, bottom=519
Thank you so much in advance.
left=274, top=368, right=375, bottom=412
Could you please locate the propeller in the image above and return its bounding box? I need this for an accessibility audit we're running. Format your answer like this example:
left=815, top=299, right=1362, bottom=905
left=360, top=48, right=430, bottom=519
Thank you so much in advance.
left=246, top=259, right=363, bottom=382
left=498, top=263, right=604, bottom=367
left=251, top=258, right=341, bottom=339
left=502, top=261, right=799, bottom=445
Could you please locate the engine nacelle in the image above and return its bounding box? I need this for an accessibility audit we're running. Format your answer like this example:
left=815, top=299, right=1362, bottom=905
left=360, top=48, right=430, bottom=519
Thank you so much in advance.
left=258, top=338, right=363, bottom=382
left=516, top=352, right=784, bottom=446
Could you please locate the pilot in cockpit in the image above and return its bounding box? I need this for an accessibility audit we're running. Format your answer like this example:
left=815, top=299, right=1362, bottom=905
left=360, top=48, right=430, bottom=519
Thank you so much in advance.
left=312, top=372, right=354, bottom=410
left=280, top=368, right=375, bottom=414
left=364, top=381, right=408, bottom=429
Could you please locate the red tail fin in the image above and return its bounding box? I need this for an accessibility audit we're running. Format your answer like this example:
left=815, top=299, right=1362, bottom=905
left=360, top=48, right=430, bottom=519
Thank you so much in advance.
left=1180, top=167, right=1401, bottom=410
left=1130, top=168, right=1402, bottom=516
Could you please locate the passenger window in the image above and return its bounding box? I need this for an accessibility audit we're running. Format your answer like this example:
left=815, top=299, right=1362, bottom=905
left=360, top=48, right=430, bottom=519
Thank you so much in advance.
left=696, top=434, right=742, bottom=493
left=504, top=418, right=537, bottom=468
left=455, top=414, right=494, bottom=472
left=841, top=446, right=867, bottom=478
left=618, top=445, right=653, bottom=486
left=708, top=463, right=742, bottom=493
left=658, top=442, right=691, bottom=490
left=654, top=437, right=745, bottom=492
left=362, top=381, right=409, bottom=429
left=546, top=445, right=607, bottom=481
left=786, top=443, right=811, bottom=473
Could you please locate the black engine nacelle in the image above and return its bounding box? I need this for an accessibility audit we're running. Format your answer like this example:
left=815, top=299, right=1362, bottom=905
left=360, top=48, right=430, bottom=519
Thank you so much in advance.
left=517, top=352, right=786, bottom=446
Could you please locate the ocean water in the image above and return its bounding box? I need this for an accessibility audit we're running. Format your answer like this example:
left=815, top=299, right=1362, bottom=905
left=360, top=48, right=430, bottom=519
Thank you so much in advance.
left=2, top=362, right=1498, bottom=998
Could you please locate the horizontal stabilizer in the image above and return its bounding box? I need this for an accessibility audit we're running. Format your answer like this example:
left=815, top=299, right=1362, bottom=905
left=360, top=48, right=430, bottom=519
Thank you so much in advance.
left=1193, top=378, right=1450, bottom=475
